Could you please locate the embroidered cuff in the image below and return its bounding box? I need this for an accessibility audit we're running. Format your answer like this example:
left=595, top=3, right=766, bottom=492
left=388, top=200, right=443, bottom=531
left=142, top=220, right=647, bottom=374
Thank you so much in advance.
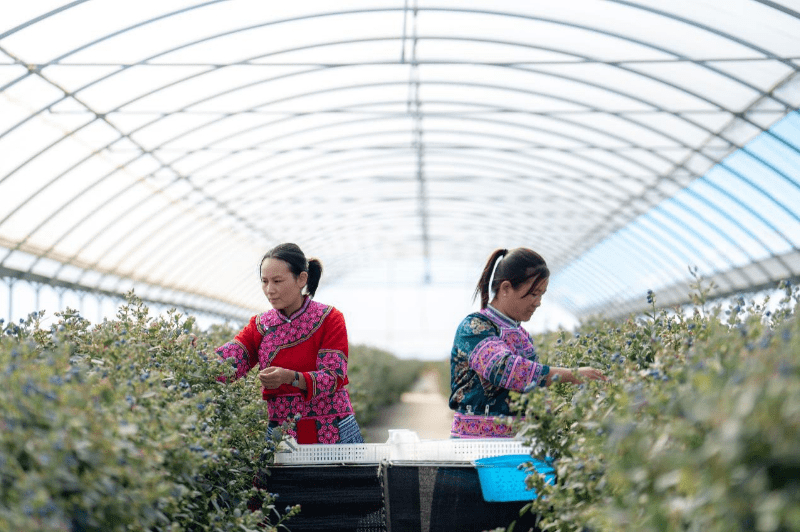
left=539, top=365, right=550, bottom=387
left=214, top=340, right=250, bottom=381
left=522, top=365, right=550, bottom=392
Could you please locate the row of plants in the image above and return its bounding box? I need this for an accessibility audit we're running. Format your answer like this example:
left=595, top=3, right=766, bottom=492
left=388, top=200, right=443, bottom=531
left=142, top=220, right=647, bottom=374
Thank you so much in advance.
left=0, top=293, right=425, bottom=532
left=346, top=344, right=426, bottom=428
left=502, top=275, right=800, bottom=532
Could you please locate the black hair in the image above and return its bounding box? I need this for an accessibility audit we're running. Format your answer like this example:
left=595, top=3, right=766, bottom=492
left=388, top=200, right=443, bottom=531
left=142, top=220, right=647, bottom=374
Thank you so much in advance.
left=260, top=243, right=323, bottom=298
left=474, top=247, right=549, bottom=309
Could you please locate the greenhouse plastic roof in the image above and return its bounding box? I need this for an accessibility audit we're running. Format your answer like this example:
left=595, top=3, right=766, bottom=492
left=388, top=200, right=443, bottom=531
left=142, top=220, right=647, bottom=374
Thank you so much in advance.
left=1, top=0, right=800, bottom=323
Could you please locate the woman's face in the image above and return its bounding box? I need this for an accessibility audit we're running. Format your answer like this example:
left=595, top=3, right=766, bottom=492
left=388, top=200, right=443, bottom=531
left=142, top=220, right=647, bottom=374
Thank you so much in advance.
left=260, top=258, right=307, bottom=314
left=500, top=276, right=549, bottom=323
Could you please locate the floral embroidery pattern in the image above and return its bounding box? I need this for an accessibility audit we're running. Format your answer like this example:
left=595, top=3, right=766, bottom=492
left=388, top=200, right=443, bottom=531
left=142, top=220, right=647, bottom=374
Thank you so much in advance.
left=266, top=390, right=354, bottom=422
left=216, top=299, right=357, bottom=445
left=469, top=332, right=546, bottom=393
left=502, top=357, right=533, bottom=390
left=501, top=330, right=536, bottom=358
left=449, top=306, right=550, bottom=435
left=332, top=392, right=350, bottom=413
left=468, top=317, right=493, bottom=334
left=270, top=395, right=293, bottom=420
left=316, top=419, right=340, bottom=444
left=319, top=349, right=345, bottom=371
left=215, top=340, right=251, bottom=381
left=256, top=300, right=331, bottom=368
left=308, top=349, right=347, bottom=398
left=469, top=338, right=507, bottom=378
left=308, top=394, right=332, bottom=417
left=450, top=412, right=516, bottom=438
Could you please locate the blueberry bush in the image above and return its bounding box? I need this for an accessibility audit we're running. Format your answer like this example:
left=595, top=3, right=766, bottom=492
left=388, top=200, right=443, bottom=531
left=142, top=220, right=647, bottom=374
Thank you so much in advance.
left=506, top=278, right=800, bottom=532
left=0, top=293, right=424, bottom=531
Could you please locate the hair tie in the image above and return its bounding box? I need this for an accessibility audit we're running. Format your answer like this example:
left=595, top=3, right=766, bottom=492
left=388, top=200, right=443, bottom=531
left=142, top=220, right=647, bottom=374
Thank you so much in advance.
left=488, top=250, right=507, bottom=296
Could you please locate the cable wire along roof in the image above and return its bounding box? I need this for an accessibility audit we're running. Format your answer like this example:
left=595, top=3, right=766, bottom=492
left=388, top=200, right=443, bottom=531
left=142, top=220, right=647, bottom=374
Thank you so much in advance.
left=1, top=1, right=799, bottom=326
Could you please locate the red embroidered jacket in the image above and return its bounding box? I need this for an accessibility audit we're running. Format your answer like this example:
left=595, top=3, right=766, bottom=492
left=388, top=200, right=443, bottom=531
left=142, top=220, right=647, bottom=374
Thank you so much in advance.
left=215, top=296, right=355, bottom=443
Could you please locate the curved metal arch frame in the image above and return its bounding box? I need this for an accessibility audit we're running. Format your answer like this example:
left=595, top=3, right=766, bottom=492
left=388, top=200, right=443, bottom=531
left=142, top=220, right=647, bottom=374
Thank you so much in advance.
left=0, top=264, right=253, bottom=323
left=180, top=102, right=794, bottom=287
left=199, top=134, right=648, bottom=201
left=579, top=127, right=800, bottom=300
left=283, top=207, right=583, bottom=253
left=683, top=166, right=797, bottom=254
left=54, top=154, right=608, bottom=300
left=0, top=19, right=773, bottom=199
left=29, top=3, right=794, bottom=111
left=557, top=196, right=748, bottom=312
left=219, top=122, right=665, bottom=196
left=0, top=105, right=271, bottom=287
left=3, top=27, right=791, bottom=250
left=143, top=100, right=706, bottom=228
left=8, top=106, right=672, bottom=288
left=93, top=207, right=263, bottom=299
left=550, top=202, right=724, bottom=311
left=192, top=106, right=676, bottom=175
left=0, top=101, right=788, bottom=302
left=133, top=90, right=800, bottom=274
left=2, top=7, right=794, bottom=183
left=108, top=57, right=798, bottom=248
left=252, top=149, right=635, bottom=202
left=0, top=2, right=796, bottom=318
left=123, top=128, right=648, bottom=280
left=577, top=117, right=800, bottom=309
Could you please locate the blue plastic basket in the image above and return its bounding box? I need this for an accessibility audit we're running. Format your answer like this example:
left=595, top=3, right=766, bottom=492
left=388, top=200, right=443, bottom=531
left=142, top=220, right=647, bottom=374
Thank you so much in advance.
left=474, top=454, right=556, bottom=502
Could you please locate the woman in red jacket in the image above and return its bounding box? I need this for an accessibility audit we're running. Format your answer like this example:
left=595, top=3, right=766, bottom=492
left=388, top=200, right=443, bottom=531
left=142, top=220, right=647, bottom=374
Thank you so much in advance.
left=216, top=243, right=363, bottom=444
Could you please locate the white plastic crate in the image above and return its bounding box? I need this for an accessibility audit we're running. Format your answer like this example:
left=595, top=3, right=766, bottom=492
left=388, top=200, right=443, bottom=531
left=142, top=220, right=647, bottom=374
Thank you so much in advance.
left=274, top=442, right=390, bottom=464
left=273, top=432, right=533, bottom=464
left=389, top=438, right=532, bottom=462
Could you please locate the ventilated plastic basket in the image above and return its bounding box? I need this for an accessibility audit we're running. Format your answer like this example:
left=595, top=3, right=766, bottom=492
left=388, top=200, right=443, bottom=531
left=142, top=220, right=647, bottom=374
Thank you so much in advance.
left=274, top=443, right=390, bottom=464
left=390, top=438, right=532, bottom=462
left=474, top=454, right=555, bottom=502
left=272, top=434, right=536, bottom=465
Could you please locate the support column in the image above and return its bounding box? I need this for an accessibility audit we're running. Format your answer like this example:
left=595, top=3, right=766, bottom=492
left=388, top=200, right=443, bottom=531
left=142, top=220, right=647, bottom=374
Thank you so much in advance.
left=7, top=277, right=14, bottom=323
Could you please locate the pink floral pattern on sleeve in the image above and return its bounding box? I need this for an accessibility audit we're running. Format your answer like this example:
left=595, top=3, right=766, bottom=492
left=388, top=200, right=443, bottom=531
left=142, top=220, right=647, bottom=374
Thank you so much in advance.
left=307, top=349, right=348, bottom=398
left=215, top=340, right=253, bottom=381
left=468, top=336, right=546, bottom=392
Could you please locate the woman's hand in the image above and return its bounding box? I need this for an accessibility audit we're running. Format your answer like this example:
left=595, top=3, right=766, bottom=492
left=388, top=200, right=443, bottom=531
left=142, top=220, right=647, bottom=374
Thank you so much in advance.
left=258, top=367, right=292, bottom=389
left=576, top=366, right=607, bottom=382
left=546, top=366, right=607, bottom=386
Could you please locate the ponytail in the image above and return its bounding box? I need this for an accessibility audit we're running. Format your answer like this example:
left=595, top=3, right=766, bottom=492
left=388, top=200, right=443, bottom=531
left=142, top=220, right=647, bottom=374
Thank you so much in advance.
left=474, top=248, right=508, bottom=309
left=473, top=247, right=549, bottom=309
left=306, top=258, right=323, bottom=297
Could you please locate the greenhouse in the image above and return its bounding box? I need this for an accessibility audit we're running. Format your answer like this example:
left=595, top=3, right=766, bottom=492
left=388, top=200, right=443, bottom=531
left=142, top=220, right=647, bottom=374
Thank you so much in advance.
left=1, top=2, right=799, bottom=532
left=2, top=1, right=799, bottom=357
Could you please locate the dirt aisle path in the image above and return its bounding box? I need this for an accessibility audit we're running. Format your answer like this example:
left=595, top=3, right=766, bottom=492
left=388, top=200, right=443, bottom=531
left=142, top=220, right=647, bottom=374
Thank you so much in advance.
left=362, top=369, right=454, bottom=443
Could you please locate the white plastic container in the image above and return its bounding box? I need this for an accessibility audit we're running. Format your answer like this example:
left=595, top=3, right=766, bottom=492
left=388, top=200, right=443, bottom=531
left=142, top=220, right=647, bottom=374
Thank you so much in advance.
left=387, top=429, right=421, bottom=460
left=273, top=442, right=391, bottom=464
left=273, top=431, right=533, bottom=465
left=389, top=437, right=532, bottom=462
